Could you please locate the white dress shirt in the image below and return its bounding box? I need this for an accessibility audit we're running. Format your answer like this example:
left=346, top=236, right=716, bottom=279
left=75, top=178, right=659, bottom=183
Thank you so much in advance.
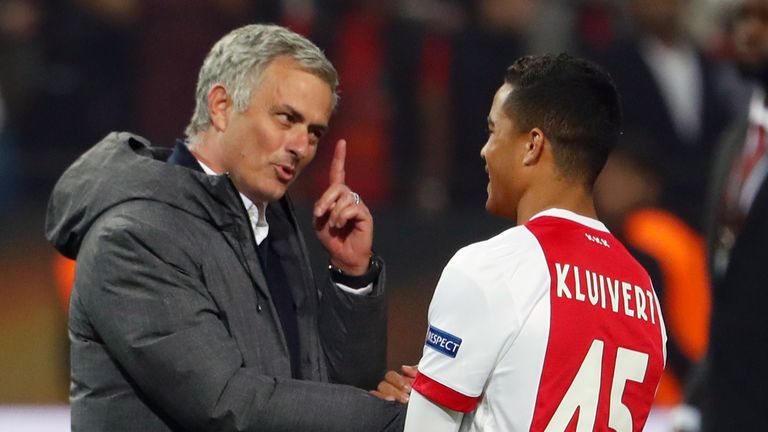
left=641, top=37, right=703, bottom=144
left=738, top=88, right=768, bottom=213
left=195, top=158, right=372, bottom=295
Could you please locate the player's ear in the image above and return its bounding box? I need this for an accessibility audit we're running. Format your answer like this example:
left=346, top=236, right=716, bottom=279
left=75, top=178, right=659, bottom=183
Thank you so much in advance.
left=208, top=83, right=232, bottom=132
left=522, top=128, right=544, bottom=166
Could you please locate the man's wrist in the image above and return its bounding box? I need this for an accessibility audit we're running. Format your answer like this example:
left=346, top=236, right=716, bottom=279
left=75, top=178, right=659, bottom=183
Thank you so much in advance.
left=329, top=255, right=382, bottom=288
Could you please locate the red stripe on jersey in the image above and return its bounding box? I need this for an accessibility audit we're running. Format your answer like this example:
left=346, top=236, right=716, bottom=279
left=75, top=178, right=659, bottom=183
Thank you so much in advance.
left=526, top=216, right=665, bottom=432
left=412, top=371, right=481, bottom=413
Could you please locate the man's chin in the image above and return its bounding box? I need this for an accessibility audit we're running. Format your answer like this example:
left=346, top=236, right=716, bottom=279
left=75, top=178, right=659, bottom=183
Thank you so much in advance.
left=246, top=187, right=286, bottom=204
left=267, top=189, right=287, bottom=202
left=265, top=179, right=292, bottom=202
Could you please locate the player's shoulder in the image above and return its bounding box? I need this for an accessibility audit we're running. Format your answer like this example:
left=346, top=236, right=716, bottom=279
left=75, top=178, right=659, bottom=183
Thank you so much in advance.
left=447, top=224, right=543, bottom=280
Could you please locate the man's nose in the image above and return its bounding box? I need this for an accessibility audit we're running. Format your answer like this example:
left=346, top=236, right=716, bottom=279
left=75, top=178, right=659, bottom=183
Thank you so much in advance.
left=287, top=128, right=312, bottom=158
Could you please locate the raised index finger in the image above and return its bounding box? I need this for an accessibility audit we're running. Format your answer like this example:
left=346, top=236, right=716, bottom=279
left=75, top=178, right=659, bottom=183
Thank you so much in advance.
left=329, top=139, right=346, bottom=186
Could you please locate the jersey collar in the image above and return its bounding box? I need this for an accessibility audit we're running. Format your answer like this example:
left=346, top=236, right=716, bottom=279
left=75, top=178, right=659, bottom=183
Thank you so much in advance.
left=529, top=208, right=609, bottom=233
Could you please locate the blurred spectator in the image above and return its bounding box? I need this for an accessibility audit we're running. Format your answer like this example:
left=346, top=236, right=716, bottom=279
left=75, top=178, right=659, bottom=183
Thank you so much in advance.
left=18, top=0, right=139, bottom=195
left=134, top=0, right=260, bottom=146
left=20, top=0, right=282, bottom=194
left=392, top=0, right=465, bottom=213
left=0, top=0, right=41, bottom=118
left=300, top=0, right=396, bottom=204
left=591, top=0, right=732, bottom=231
left=0, top=88, right=19, bottom=209
left=298, top=0, right=538, bottom=212
left=574, top=0, right=625, bottom=52
left=281, top=0, right=315, bottom=35
left=0, top=0, right=43, bottom=208
left=417, top=0, right=535, bottom=212
left=527, top=0, right=579, bottom=53
left=698, top=0, right=768, bottom=429
left=595, top=144, right=711, bottom=414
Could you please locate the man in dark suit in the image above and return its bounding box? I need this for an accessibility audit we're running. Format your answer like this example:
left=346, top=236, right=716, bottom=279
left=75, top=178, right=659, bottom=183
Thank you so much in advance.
left=591, top=0, right=731, bottom=232
left=45, top=24, right=404, bottom=431
left=697, top=0, right=768, bottom=429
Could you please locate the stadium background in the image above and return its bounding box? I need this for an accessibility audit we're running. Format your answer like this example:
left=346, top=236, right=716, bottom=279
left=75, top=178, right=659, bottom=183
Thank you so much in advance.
left=0, top=0, right=740, bottom=429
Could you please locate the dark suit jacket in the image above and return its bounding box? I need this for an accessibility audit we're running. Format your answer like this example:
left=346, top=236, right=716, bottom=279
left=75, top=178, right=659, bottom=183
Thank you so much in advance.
left=701, top=117, right=768, bottom=430
left=592, top=38, right=730, bottom=231
left=45, top=132, right=405, bottom=431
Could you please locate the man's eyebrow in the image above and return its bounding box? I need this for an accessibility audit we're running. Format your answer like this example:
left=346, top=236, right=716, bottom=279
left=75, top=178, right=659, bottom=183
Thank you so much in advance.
left=276, top=104, right=328, bottom=135
left=275, top=104, right=305, bottom=123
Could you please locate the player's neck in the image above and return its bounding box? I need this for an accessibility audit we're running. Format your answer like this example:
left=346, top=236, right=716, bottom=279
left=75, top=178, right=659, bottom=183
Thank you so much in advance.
left=516, top=181, right=597, bottom=224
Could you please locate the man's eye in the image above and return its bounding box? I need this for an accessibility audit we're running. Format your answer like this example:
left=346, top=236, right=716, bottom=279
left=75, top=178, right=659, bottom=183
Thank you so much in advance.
left=276, top=113, right=292, bottom=124
left=308, top=126, right=325, bottom=142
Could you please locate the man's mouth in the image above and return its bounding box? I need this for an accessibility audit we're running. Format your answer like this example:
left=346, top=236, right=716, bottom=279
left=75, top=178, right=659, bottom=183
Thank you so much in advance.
left=274, top=164, right=295, bottom=182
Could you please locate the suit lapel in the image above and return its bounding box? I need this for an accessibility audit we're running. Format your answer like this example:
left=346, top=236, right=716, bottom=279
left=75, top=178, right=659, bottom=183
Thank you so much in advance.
left=219, top=225, right=272, bottom=300
left=267, top=197, right=327, bottom=379
left=166, top=141, right=273, bottom=301
left=266, top=199, right=309, bottom=309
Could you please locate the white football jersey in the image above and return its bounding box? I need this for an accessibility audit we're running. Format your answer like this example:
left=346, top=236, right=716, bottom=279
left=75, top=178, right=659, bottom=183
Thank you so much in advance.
left=413, top=209, right=667, bottom=431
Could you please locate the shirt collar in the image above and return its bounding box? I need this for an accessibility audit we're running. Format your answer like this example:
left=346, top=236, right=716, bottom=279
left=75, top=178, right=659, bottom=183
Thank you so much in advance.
left=197, top=159, right=267, bottom=214
left=529, top=208, right=609, bottom=232
left=195, top=159, right=268, bottom=230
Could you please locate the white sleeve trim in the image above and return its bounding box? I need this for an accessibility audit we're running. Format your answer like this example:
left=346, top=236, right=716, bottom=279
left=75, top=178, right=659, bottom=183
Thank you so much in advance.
left=334, top=282, right=373, bottom=296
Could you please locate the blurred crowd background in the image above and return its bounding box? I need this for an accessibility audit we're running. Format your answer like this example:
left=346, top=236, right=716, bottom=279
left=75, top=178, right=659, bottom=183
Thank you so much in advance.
left=0, top=0, right=751, bottom=429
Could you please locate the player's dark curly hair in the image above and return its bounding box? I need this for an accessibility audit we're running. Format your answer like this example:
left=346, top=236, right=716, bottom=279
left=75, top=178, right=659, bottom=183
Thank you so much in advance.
left=503, top=53, right=621, bottom=185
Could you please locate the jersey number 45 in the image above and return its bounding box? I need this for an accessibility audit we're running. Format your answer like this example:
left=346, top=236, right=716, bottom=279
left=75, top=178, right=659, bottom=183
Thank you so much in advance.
left=544, top=339, right=649, bottom=432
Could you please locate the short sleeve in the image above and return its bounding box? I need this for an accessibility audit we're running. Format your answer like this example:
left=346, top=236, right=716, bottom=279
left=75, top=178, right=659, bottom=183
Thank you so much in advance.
left=413, top=253, right=514, bottom=413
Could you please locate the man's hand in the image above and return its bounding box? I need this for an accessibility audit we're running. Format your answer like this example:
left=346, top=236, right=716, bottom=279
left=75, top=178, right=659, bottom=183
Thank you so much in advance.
left=313, top=139, right=373, bottom=275
left=371, top=365, right=418, bottom=403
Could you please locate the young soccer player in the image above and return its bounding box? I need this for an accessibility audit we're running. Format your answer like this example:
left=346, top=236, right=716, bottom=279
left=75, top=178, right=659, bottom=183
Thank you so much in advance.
left=404, top=54, right=667, bottom=432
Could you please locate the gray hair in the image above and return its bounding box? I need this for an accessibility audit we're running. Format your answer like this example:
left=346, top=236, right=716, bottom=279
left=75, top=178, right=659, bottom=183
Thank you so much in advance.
left=185, top=24, right=339, bottom=138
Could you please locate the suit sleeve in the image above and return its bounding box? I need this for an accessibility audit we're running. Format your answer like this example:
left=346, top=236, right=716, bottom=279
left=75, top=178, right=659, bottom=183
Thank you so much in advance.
left=319, top=263, right=388, bottom=391
left=76, top=214, right=403, bottom=432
